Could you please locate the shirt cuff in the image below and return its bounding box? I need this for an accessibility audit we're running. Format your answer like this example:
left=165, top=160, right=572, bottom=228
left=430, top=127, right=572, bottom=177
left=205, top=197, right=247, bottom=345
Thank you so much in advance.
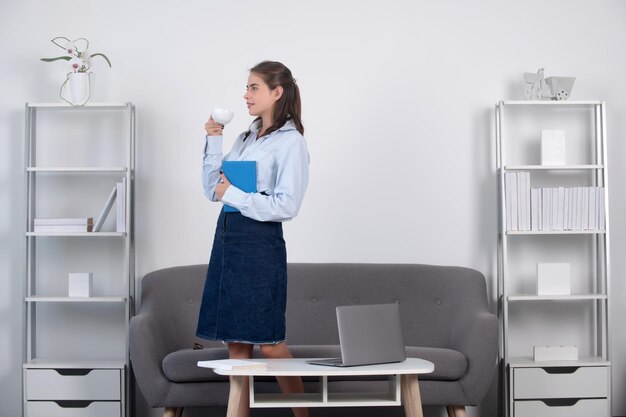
left=204, top=135, right=223, bottom=154
left=221, top=185, right=246, bottom=209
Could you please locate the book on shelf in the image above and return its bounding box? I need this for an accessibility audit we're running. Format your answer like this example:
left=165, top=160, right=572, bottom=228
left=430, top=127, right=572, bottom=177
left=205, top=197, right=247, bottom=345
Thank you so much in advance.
left=597, top=187, right=606, bottom=230
left=94, top=186, right=117, bottom=232
left=116, top=178, right=126, bottom=233
left=531, top=188, right=540, bottom=231
left=34, top=224, right=93, bottom=232
left=33, top=217, right=93, bottom=232
left=528, top=185, right=606, bottom=231
left=197, top=359, right=268, bottom=371
left=34, top=217, right=93, bottom=225
left=505, top=172, right=518, bottom=231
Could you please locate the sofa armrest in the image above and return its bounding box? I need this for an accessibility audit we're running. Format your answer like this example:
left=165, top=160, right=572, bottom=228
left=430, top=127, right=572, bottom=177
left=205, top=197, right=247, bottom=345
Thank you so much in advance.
left=450, top=311, right=499, bottom=405
left=129, top=313, right=174, bottom=407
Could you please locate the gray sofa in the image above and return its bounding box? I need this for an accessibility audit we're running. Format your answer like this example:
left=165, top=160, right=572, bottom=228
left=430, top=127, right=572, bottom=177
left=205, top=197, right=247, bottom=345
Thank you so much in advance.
left=130, top=263, right=498, bottom=417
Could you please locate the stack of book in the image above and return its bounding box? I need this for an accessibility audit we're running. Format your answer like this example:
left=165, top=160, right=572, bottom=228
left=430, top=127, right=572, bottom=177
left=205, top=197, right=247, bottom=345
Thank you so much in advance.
left=505, top=171, right=606, bottom=231
left=33, top=218, right=93, bottom=232
left=197, top=359, right=268, bottom=371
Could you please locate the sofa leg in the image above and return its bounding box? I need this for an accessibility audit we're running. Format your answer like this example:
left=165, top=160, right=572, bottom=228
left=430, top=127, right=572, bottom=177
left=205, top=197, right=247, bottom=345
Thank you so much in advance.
left=164, top=407, right=183, bottom=417
left=446, top=405, right=467, bottom=417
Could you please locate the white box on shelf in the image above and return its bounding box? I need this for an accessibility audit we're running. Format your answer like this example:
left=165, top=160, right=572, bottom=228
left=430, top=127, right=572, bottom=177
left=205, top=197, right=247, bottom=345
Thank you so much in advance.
left=68, top=272, right=93, bottom=297
left=533, top=345, right=579, bottom=361
left=537, top=263, right=571, bottom=295
left=541, top=130, right=566, bottom=165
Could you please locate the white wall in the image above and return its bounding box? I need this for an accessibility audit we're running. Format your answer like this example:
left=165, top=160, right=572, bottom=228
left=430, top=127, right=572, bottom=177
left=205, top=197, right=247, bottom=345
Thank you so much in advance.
left=1, top=0, right=625, bottom=416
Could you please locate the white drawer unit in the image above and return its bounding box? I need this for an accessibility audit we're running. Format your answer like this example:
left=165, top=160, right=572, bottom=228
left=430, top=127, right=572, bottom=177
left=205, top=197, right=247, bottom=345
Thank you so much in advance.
left=26, top=400, right=121, bottom=417
left=25, top=369, right=122, bottom=401
left=513, top=366, right=609, bottom=399
left=514, top=399, right=608, bottom=417
left=510, top=364, right=610, bottom=417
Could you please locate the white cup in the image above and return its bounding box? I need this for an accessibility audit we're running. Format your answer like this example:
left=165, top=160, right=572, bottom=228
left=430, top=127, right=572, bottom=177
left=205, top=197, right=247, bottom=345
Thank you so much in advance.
left=212, top=108, right=234, bottom=125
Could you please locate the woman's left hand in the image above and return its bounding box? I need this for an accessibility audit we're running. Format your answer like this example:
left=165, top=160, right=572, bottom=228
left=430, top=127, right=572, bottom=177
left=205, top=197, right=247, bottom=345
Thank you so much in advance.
left=215, top=171, right=231, bottom=201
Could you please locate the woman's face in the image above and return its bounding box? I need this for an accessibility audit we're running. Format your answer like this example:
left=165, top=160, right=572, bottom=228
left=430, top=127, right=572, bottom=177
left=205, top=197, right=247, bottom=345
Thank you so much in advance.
left=244, top=72, right=281, bottom=120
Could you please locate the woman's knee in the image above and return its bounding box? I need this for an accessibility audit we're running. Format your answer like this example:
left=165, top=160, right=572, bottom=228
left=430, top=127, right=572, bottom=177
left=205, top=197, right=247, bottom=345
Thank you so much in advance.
left=229, top=342, right=253, bottom=358
left=260, top=342, right=291, bottom=358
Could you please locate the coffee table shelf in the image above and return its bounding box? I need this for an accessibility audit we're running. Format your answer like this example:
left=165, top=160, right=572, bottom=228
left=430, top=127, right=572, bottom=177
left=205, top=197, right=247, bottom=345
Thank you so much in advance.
left=204, top=358, right=433, bottom=417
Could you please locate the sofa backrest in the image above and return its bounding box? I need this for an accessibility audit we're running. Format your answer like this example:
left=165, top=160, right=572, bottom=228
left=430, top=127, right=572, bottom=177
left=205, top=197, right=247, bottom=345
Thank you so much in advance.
left=137, top=263, right=490, bottom=350
left=285, top=263, right=490, bottom=348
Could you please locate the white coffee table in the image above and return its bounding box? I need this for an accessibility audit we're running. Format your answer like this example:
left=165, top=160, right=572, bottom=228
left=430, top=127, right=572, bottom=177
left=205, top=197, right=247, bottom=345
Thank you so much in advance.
left=200, top=358, right=434, bottom=417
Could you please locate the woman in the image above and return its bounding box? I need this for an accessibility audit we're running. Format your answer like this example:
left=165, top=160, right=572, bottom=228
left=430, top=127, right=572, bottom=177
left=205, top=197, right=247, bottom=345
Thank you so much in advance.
left=196, top=61, right=310, bottom=417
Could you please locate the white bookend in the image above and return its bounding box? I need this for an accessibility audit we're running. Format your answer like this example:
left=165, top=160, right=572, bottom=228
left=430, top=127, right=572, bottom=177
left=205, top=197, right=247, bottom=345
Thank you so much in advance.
left=93, top=186, right=117, bottom=232
left=34, top=217, right=93, bottom=225
left=541, top=130, right=566, bottom=165
left=533, top=345, right=578, bottom=362
left=116, top=178, right=126, bottom=233
left=537, top=263, right=571, bottom=295
left=531, top=189, right=539, bottom=231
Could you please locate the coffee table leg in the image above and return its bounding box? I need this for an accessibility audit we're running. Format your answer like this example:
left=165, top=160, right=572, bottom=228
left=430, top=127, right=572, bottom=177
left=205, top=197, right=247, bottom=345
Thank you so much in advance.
left=401, top=374, right=424, bottom=417
left=226, top=375, right=245, bottom=417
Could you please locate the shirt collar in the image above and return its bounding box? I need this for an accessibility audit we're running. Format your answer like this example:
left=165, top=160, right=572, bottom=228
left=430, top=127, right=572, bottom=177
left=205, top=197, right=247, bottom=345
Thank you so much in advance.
left=249, top=118, right=296, bottom=134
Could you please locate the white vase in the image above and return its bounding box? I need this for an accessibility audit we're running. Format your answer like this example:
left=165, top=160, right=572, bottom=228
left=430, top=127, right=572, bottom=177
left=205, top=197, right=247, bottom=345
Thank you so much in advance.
left=60, top=72, right=92, bottom=106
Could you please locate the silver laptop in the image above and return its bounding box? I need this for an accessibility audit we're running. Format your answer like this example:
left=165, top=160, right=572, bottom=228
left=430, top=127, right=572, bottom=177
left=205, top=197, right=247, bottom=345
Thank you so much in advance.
left=307, top=303, right=406, bottom=367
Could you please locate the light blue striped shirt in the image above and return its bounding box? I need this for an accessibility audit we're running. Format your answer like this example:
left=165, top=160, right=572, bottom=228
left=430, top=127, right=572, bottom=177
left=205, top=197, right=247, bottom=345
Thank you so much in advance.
left=202, top=119, right=310, bottom=222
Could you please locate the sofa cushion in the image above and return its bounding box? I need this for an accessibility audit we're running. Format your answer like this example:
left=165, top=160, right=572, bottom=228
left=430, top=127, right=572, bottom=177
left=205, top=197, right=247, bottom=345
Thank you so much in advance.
left=162, top=345, right=466, bottom=383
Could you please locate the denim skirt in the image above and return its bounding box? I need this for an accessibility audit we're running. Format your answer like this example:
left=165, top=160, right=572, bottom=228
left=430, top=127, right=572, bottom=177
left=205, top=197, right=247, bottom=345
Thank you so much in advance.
left=196, top=210, right=287, bottom=344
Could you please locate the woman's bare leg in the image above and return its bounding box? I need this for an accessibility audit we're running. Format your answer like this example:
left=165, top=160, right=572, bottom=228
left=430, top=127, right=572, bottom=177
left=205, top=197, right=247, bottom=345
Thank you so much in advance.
left=228, top=343, right=254, bottom=417
left=260, top=342, right=309, bottom=417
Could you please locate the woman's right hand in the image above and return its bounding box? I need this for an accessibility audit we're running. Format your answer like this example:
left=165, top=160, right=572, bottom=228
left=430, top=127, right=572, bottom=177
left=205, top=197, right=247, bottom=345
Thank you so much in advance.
left=205, top=116, right=224, bottom=136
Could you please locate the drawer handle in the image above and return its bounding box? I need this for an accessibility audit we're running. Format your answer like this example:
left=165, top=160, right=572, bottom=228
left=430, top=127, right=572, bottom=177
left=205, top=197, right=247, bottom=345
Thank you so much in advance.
left=54, top=400, right=93, bottom=408
left=541, top=399, right=580, bottom=407
left=541, top=367, right=578, bottom=374
left=55, top=369, right=93, bottom=376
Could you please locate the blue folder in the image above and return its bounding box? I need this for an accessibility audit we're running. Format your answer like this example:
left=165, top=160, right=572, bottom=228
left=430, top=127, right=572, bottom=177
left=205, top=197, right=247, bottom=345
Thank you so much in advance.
left=222, top=160, right=257, bottom=213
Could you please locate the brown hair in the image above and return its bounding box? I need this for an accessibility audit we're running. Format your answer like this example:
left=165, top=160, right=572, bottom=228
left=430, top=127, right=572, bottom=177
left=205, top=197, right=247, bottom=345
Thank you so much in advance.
left=250, top=61, right=304, bottom=137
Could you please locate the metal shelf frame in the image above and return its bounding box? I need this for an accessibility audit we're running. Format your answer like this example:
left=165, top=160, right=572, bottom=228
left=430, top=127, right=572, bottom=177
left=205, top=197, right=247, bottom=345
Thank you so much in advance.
left=22, top=102, right=135, bottom=417
left=495, top=100, right=611, bottom=417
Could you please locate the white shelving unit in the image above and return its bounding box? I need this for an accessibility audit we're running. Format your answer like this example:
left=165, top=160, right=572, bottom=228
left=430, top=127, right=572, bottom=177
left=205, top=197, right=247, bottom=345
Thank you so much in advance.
left=23, top=102, right=135, bottom=417
left=496, top=100, right=611, bottom=417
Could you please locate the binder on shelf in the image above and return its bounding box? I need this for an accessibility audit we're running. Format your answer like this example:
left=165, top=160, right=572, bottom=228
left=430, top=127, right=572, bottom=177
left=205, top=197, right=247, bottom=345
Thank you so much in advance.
left=221, top=161, right=257, bottom=213
left=116, top=178, right=126, bottom=233
left=588, top=187, right=597, bottom=230
left=598, top=187, right=606, bottom=230
left=531, top=188, right=540, bottom=231
left=505, top=172, right=518, bottom=231
left=581, top=187, right=589, bottom=230
left=541, top=188, right=550, bottom=231
left=94, top=186, right=117, bottom=232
